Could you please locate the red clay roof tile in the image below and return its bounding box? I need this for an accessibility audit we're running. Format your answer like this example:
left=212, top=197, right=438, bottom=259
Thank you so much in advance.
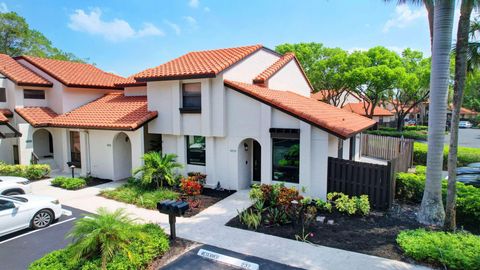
left=253, top=53, right=295, bottom=86
left=343, top=102, right=394, bottom=117
left=0, top=54, right=52, bottom=87
left=17, top=56, right=125, bottom=89
left=224, top=80, right=376, bottom=139
left=15, top=94, right=157, bottom=130
left=133, top=45, right=264, bottom=81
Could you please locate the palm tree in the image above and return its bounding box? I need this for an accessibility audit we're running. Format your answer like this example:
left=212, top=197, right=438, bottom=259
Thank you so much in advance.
left=417, top=0, right=456, bottom=226
left=132, top=152, right=183, bottom=189
left=68, top=208, right=139, bottom=270
left=445, top=0, right=478, bottom=231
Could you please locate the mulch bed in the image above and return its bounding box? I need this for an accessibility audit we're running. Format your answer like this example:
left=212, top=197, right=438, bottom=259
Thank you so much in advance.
left=147, top=238, right=199, bottom=270
left=85, top=177, right=111, bottom=187
left=182, top=188, right=236, bottom=217
left=227, top=202, right=427, bottom=264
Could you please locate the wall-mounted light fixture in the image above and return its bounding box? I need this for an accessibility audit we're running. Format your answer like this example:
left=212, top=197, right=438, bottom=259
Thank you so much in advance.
left=244, top=143, right=249, bottom=152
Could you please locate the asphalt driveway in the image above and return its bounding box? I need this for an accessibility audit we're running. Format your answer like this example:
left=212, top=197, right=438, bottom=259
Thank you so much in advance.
left=446, top=128, right=480, bottom=148
left=0, top=206, right=88, bottom=270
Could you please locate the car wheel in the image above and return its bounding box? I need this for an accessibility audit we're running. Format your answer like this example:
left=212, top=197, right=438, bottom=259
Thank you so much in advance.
left=31, top=209, right=54, bottom=229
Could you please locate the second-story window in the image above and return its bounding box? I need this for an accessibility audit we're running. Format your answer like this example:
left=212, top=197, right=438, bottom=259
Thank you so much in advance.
left=0, top=88, right=6, bottom=102
left=181, top=83, right=201, bottom=112
left=24, top=89, right=45, bottom=100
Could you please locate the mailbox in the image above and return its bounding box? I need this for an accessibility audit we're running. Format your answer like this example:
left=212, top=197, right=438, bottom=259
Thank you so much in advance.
left=157, top=200, right=190, bottom=240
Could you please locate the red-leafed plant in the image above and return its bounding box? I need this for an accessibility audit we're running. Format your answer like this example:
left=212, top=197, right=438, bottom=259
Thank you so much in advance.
left=180, top=176, right=203, bottom=208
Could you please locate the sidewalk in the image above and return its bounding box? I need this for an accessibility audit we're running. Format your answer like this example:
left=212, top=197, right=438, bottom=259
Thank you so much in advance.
left=31, top=179, right=430, bottom=270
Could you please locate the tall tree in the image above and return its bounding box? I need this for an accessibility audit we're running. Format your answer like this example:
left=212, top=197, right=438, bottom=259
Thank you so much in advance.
left=276, top=43, right=354, bottom=106
left=392, top=49, right=431, bottom=131
left=0, top=11, right=82, bottom=61
left=445, top=0, right=477, bottom=231
left=417, top=0, right=455, bottom=226
left=345, top=46, right=404, bottom=118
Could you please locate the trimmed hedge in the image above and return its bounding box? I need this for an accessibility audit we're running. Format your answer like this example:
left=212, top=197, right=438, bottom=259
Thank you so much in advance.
left=397, top=229, right=480, bottom=270
left=51, top=177, right=86, bottom=190
left=365, top=129, right=428, bottom=140
left=0, top=163, right=50, bottom=180
left=29, top=223, right=170, bottom=270
left=403, top=125, right=428, bottom=131
left=413, top=142, right=480, bottom=169
left=395, top=171, right=480, bottom=229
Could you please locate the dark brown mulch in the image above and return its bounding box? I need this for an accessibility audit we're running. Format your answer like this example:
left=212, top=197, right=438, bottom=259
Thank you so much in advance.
left=226, top=203, right=427, bottom=264
left=182, top=188, right=236, bottom=217
left=85, top=177, right=111, bottom=187
left=147, top=238, right=199, bottom=270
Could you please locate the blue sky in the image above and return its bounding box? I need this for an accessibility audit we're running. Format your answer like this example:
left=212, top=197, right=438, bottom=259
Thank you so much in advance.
left=3, top=0, right=435, bottom=77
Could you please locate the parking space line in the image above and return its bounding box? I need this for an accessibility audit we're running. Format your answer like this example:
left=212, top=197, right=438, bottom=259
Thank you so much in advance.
left=0, top=217, right=76, bottom=245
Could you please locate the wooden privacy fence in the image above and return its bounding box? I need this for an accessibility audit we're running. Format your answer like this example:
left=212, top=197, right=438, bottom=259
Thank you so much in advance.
left=361, top=133, right=414, bottom=173
left=327, top=157, right=395, bottom=210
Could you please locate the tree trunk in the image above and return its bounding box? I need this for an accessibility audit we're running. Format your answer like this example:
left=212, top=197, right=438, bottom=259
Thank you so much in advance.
left=417, top=0, right=455, bottom=226
left=426, top=1, right=435, bottom=49
left=445, top=0, right=473, bottom=231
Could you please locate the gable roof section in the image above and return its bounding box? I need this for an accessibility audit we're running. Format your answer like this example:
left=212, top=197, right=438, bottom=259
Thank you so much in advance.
left=0, top=54, right=52, bottom=87
left=253, top=52, right=314, bottom=92
left=16, top=56, right=125, bottom=90
left=224, top=80, right=376, bottom=139
left=114, top=75, right=147, bottom=87
left=15, top=93, right=157, bottom=131
left=133, top=45, right=266, bottom=81
left=342, top=102, right=394, bottom=117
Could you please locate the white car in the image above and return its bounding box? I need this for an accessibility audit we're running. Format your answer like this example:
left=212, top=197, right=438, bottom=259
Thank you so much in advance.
left=0, top=194, right=68, bottom=237
left=459, top=121, right=473, bottom=128
left=0, top=176, right=32, bottom=195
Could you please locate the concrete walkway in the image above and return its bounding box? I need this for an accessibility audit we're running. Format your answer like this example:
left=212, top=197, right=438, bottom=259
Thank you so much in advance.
left=30, top=179, right=429, bottom=270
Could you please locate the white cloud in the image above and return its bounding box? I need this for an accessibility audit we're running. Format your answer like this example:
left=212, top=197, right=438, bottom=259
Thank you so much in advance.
left=383, top=5, right=426, bottom=33
left=68, top=8, right=164, bottom=41
left=0, top=2, right=8, bottom=13
left=183, top=16, right=197, bottom=28
left=165, top=20, right=181, bottom=35
left=188, top=0, right=199, bottom=8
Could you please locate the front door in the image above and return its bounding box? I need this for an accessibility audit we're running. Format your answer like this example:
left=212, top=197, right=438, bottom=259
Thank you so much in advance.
left=252, top=141, right=261, bottom=182
left=69, top=131, right=81, bottom=168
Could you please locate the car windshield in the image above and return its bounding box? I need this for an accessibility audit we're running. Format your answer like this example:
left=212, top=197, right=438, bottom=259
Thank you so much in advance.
left=0, top=195, right=28, bottom=203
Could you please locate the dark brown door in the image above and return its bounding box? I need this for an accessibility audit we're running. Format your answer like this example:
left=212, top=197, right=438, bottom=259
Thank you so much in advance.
left=252, top=141, right=261, bottom=182
left=69, top=131, right=81, bottom=168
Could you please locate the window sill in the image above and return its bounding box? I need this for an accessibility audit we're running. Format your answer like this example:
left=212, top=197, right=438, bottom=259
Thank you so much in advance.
left=180, top=107, right=201, bottom=113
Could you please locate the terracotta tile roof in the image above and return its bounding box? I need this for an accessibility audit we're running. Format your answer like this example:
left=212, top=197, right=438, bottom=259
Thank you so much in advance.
left=15, top=107, right=58, bottom=127
left=133, top=45, right=264, bottom=81
left=311, top=90, right=328, bottom=101
left=16, top=56, right=125, bottom=89
left=0, top=108, right=13, bottom=118
left=0, top=54, right=52, bottom=87
left=253, top=53, right=295, bottom=86
left=15, top=94, right=157, bottom=131
left=114, top=75, right=146, bottom=87
left=448, top=104, right=478, bottom=115
left=343, top=102, right=394, bottom=117
left=224, top=80, right=376, bottom=139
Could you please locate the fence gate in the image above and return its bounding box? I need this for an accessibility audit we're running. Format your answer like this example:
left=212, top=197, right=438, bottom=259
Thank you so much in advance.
left=361, top=133, right=414, bottom=173
left=327, top=157, right=395, bottom=210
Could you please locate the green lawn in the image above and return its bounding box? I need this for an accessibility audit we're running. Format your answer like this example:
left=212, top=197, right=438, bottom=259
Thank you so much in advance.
left=100, top=183, right=179, bottom=209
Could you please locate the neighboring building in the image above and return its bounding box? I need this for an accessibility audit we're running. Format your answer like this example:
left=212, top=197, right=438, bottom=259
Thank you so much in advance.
left=0, top=45, right=376, bottom=198
left=342, top=102, right=394, bottom=124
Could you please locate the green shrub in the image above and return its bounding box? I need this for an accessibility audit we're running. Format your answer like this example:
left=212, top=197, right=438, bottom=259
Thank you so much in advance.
left=238, top=208, right=262, bottom=230
left=29, top=223, right=169, bottom=270
left=404, top=125, right=428, bottom=131
left=365, top=129, right=427, bottom=140
left=327, top=192, right=371, bottom=216
left=100, top=183, right=179, bottom=209
left=395, top=172, right=480, bottom=228
left=413, top=142, right=480, bottom=169
left=51, top=177, right=86, bottom=190
left=414, top=165, right=426, bottom=175
left=397, top=229, right=480, bottom=270
left=0, top=163, right=50, bottom=180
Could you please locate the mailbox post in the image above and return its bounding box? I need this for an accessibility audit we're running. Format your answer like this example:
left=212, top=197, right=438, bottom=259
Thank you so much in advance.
left=157, top=200, right=189, bottom=240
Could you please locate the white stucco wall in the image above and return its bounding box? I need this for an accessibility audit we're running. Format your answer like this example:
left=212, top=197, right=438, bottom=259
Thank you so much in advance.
left=222, top=49, right=280, bottom=83
left=268, top=60, right=312, bottom=97
left=124, top=86, right=147, bottom=96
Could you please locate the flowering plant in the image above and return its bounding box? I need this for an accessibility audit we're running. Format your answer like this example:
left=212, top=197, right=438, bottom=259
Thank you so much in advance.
left=180, top=176, right=203, bottom=196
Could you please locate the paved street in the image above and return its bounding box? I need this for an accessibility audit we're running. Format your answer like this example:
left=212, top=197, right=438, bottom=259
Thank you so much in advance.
left=0, top=206, right=88, bottom=270
left=446, top=128, right=480, bottom=148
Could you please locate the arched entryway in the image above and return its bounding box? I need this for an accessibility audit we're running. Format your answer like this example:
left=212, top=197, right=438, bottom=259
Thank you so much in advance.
left=237, top=138, right=261, bottom=189
left=32, top=129, right=53, bottom=158
left=113, top=132, right=132, bottom=180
